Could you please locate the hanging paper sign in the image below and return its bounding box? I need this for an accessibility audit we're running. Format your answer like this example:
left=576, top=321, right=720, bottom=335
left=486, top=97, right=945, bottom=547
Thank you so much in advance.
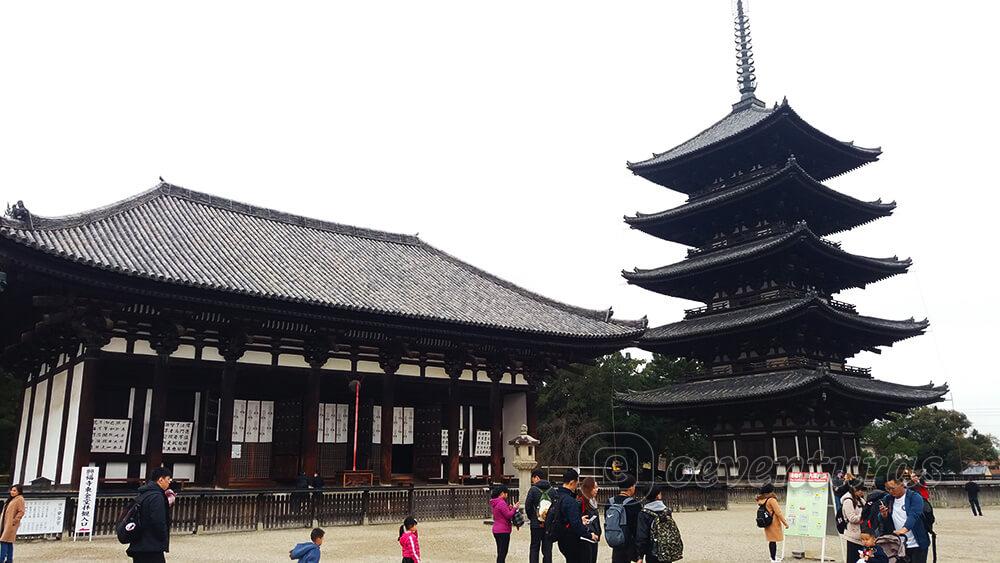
left=90, top=418, right=130, bottom=453
left=392, top=407, right=404, bottom=445
left=372, top=405, right=381, bottom=444
left=440, top=429, right=466, bottom=455
left=474, top=430, right=491, bottom=457
left=323, top=403, right=336, bottom=443
left=231, top=400, right=247, bottom=442
left=402, top=407, right=414, bottom=445
left=74, top=466, right=100, bottom=535
left=231, top=444, right=242, bottom=459
left=162, top=421, right=193, bottom=454
left=259, top=401, right=274, bottom=443
left=18, top=498, right=66, bottom=536
left=244, top=401, right=260, bottom=443
left=335, top=403, right=349, bottom=444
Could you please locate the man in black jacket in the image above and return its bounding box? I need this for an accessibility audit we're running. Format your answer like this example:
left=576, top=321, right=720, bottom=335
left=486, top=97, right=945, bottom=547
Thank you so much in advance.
left=965, top=479, right=983, bottom=516
left=606, top=474, right=642, bottom=563
left=550, top=468, right=596, bottom=563
left=126, top=467, right=172, bottom=563
left=524, top=469, right=553, bottom=563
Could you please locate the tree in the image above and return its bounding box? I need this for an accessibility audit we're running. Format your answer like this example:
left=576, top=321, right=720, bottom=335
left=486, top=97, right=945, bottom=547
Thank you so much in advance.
left=536, top=352, right=710, bottom=471
left=862, top=406, right=1000, bottom=474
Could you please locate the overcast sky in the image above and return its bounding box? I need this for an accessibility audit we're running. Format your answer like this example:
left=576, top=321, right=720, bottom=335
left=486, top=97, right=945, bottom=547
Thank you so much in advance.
left=2, top=1, right=998, bottom=438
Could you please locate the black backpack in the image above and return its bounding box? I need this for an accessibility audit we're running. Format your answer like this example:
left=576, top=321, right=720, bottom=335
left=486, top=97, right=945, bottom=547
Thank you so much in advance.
left=544, top=488, right=565, bottom=541
left=860, top=491, right=887, bottom=532
left=922, top=498, right=935, bottom=533
left=835, top=495, right=856, bottom=534
left=114, top=497, right=143, bottom=544
left=755, top=502, right=773, bottom=528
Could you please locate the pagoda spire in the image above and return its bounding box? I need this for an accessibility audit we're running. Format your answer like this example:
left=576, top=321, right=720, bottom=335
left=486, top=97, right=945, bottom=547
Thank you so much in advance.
left=732, top=0, right=763, bottom=110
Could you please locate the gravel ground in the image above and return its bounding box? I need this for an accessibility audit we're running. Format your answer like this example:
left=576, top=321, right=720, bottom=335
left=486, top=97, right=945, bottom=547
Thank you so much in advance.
left=16, top=504, right=995, bottom=562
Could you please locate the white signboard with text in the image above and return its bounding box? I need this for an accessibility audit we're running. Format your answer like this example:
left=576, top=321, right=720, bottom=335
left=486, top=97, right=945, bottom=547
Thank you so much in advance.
left=74, top=466, right=100, bottom=539
left=474, top=430, right=491, bottom=457
left=90, top=418, right=130, bottom=453
left=372, top=405, right=382, bottom=444
left=162, top=421, right=193, bottom=454
left=18, top=498, right=66, bottom=536
left=231, top=399, right=247, bottom=442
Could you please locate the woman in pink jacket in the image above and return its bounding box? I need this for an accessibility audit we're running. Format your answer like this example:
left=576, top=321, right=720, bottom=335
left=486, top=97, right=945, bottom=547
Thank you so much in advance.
left=490, top=485, right=519, bottom=563
left=398, top=516, right=420, bottom=563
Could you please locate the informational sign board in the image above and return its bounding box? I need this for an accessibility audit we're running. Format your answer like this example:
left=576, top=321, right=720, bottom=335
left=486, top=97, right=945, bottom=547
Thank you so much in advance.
left=474, top=430, right=491, bottom=457
left=244, top=400, right=261, bottom=443
left=402, top=407, right=414, bottom=445
left=785, top=472, right=830, bottom=538
left=372, top=405, right=382, bottom=444
left=392, top=407, right=404, bottom=444
left=74, top=466, right=100, bottom=539
left=231, top=443, right=242, bottom=459
left=336, top=403, right=349, bottom=443
left=162, top=421, right=193, bottom=454
left=90, top=418, right=130, bottom=453
left=440, top=429, right=466, bottom=455
left=18, top=498, right=66, bottom=536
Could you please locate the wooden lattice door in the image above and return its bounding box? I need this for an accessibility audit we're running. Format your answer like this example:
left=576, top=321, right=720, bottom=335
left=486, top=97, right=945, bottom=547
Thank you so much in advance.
left=271, top=400, right=302, bottom=481
left=413, top=405, right=442, bottom=480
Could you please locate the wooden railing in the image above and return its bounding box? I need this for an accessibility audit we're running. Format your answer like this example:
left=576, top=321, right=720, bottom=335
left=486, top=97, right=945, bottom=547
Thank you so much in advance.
left=696, top=356, right=871, bottom=379
left=684, top=289, right=856, bottom=319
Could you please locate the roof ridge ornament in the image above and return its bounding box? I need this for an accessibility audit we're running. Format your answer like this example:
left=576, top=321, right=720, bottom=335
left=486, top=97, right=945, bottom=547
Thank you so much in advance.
left=731, top=0, right=765, bottom=111
left=4, top=200, right=34, bottom=229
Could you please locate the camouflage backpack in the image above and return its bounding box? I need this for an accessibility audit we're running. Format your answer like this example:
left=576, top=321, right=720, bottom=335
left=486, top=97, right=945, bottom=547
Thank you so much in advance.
left=647, top=508, right=684, bottom=562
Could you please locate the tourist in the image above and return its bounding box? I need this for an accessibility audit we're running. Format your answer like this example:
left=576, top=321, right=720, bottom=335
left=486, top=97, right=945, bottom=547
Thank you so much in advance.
left=311, top=472, right=325, bottom=490
left=635, top=484, right=683, bottom=563
left=861, top=476, right=889, bottom=532
left=0, top=484, right=25, bottom=563
left=524, top=468, right=553, bottom=563
left=755, top=483, right=788, bottom=563
left=398, top=517, right=420, bottom=563
left=877, top=478, right=929, bottom=563
left=289, top=528, right=325, bottom=563
left=832, top=470, right=846, bottom=513
left=605, top=474, right=642, bottom=563
left=841, top=481, right=867, bottom=563
left=965, top=478, right=983, bottom=516
left=905, top=471, right=930, bottom=501
left=856, top=531, right=890, bottom=563
left=577, top=477, right=601, bottom=563
left=490, top=484, right=519, bottom=563
left=126, top=467, right=173, bottom=563
left=548, top=468, right=596, bottom=563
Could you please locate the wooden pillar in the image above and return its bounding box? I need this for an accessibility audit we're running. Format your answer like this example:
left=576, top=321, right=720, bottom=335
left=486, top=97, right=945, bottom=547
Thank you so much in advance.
left=71, top=345, right=101, bottom=486
left=214, top=359, right=239, bottom=487
left=378, top=347, right=402, bottom=485
left=486, top=363, right=505, bottom=483
left=447, top=375, right=461, bottom=483
left=301, top=365, right=321, bottom=477
left=526, top=387, right=539, bottom=438
left=146, top=352, right=170, bottom=473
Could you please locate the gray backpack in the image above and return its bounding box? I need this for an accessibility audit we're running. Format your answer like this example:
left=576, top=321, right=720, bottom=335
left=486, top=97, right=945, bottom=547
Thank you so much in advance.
left=604, top=497, right=638, bottom=548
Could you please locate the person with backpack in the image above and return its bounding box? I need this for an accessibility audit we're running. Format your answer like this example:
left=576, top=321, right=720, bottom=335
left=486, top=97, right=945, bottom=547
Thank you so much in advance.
left=877, top=478, right=930, bottom=563
left=525, top=469, right=554, bottom=563
left=861, top=476, right=890, bottom=533
left=289, top=528, right=325, bottom=563
left=634, top=484, right=683, bottom=563
left=125, top=467, right=173, bottom=563
left=545, top=468, right=596, bottom=563
left=965, top=479, right=983, bottom=516
left=578, top=478, right=601, bottom=563
left=0, top=484, right=25, bottom=563
left=840, top=481, right=867, bottom=563
left=605, top=474, right=641, bottom=563
left=490, top=484, right=519, bottom=563
left=755, top=483, right=788, bottom=563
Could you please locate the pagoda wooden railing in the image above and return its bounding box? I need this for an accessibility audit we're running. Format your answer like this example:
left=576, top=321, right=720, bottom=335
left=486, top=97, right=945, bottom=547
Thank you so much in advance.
left=685, top=289, right=856, bottom=318
left=687, top=221, right=841, bottom=258
left=692, top=356, right=871, bottom=379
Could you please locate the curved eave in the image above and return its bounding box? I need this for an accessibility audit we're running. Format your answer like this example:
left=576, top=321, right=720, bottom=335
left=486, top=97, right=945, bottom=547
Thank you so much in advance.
left=639, top=297, right=928, bottom=346
left=622, top=225, right=910, bottom=294
left=615, top=371, right=947, bottom=411
left=624, top=159, right=896, bottom=233
left=626, top=101, right=881, bottom=192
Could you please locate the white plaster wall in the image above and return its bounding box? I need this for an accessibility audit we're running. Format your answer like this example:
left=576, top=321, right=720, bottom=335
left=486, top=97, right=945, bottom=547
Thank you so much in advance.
left=12, top=388, right=31, bottom=484
left=502, top=392, right=527, bottom=476
left=41, top=370, right=68, bottom=480
left=60, top=365, right=83, bottom=484
left=24, top=379, right=48, bottom=482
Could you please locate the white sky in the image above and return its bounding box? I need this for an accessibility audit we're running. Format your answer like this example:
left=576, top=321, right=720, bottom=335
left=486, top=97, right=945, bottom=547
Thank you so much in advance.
left=2, top=1, right=998, bottom=437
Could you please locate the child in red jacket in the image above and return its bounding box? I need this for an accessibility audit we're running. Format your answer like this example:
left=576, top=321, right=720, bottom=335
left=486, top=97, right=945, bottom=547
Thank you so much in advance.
left=398, top=516, right=420, bottom=563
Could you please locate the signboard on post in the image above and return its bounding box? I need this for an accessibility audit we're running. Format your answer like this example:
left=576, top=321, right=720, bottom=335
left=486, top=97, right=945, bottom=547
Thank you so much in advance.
left=18, top=498, right=66, bottom=536
left=74, top=466, right=100, bottom=540
left=785, top=472, right=830, bottom=538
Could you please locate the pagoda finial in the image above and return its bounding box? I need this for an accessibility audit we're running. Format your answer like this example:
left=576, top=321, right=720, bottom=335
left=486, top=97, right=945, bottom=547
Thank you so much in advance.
left=732, top=0, right=763, bottom=110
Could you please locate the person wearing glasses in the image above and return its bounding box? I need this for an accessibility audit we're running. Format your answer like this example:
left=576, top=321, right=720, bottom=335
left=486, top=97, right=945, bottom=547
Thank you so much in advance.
left=126, top=467, right=174, bottom=563
left=877, top=478, right=930, bottom=563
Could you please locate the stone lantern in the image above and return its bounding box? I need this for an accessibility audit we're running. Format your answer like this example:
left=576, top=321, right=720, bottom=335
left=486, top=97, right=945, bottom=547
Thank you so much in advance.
left=508, top=424, right=540, bottom=503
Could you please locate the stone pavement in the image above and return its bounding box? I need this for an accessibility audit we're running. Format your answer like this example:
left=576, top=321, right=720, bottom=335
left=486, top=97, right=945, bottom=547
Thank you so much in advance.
left=16, top=505, right=994, bottom=562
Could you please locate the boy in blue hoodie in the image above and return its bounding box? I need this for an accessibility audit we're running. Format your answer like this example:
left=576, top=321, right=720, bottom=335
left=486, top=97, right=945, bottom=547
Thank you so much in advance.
left=289, top=528, right=324, bottom=562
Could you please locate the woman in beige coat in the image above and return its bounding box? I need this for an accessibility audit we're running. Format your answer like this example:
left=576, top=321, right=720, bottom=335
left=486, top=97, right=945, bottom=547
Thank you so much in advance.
left=0, top=484, right=26, bottom=562
left=840, top=481, right=867, bottom=563
left=757, top=483, right=789, bottom=563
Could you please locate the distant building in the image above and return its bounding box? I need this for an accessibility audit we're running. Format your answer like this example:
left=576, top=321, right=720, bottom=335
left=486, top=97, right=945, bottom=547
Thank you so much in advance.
left=616, top=1, right=947, bottom=479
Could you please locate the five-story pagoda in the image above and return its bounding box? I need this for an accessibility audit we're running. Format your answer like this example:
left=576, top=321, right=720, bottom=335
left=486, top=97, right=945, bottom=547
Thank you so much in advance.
left=617, top=1, right=947, bottom=479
